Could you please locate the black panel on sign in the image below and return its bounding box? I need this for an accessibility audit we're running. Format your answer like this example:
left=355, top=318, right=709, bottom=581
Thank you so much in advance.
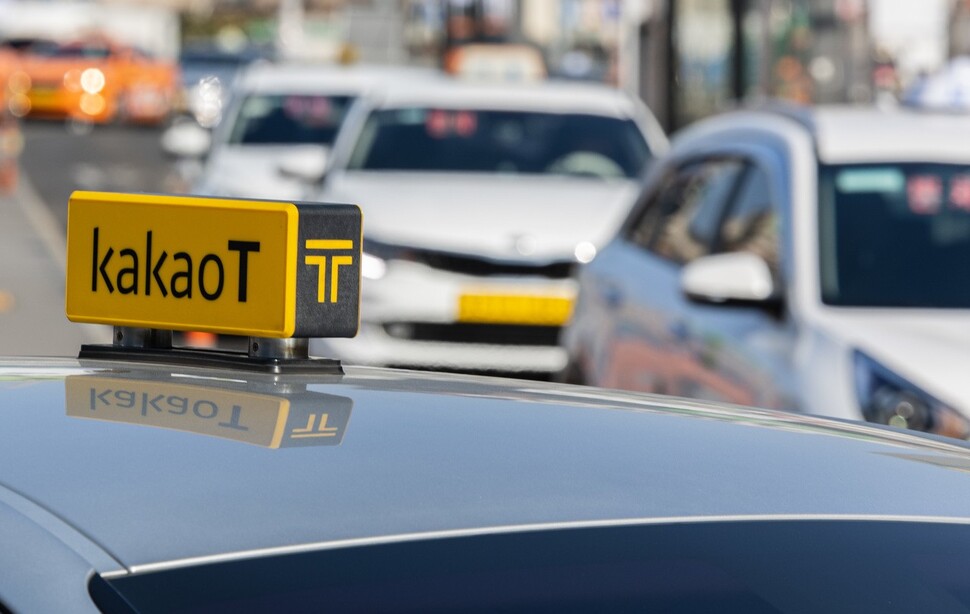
left=294, top=203, right=362, bottom=338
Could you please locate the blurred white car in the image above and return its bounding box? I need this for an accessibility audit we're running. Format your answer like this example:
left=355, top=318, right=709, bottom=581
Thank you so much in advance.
left=165, top=63, right=426, bottom=201
left=560, top=106, right=970, bottom=439
left=309, top=78, right=667, bottom=374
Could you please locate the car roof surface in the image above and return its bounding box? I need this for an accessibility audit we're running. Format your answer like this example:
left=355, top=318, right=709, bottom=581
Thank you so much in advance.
left=235, top=61, right=437, bottom=95
left=4, top=358, right=970, bottom=574
left=811, top=106, right=970, bottom=163
left=674, top=105, right=970, bottom=165
left=371, top=77, right=644, bottom=117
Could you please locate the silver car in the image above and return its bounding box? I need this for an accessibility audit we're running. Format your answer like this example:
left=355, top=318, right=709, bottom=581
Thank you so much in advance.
left=560, top=106, right=970, bottom=440
left=164, top=63, right=431, bottom=201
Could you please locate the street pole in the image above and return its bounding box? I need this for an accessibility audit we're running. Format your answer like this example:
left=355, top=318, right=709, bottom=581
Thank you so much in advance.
left=761, top=0, right=773, bottom=98
left=731, top=0, right=748, bottom=102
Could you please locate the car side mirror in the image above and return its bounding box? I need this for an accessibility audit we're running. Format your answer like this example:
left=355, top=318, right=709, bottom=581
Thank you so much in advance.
left=160, top=120, right=211, bottom=159
left=277, top=146, right=330, bottom=184
left=681, top=252, right=782, bottom=311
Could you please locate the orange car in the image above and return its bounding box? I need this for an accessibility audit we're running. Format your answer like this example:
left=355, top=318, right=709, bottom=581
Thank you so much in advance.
left=5, top=37, right=179, bottom=125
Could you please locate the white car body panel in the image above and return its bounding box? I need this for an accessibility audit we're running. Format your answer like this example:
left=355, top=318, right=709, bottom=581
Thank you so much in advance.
left=324, top=171, right=640, bottom=259
left=199, top=144, right=322, bottom=200
left=814, top=107, right=970, bottom=164
left=812, top=310, right=970, bottom=408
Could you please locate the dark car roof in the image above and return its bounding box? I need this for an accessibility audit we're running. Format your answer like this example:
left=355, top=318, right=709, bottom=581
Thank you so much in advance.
left=3, top=358, right=970, bottom=575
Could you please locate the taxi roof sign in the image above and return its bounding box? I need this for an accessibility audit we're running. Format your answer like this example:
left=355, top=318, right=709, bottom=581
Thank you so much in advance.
left=66, top=191, right=361, bottom=338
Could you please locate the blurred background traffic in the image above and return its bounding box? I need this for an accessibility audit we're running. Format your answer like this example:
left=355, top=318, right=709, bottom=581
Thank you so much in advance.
left=3, top=0, right=970, bottom=437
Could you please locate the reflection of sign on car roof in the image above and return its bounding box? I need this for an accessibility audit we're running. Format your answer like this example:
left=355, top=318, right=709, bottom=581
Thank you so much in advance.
left=65, top=191, right=362, bottom=338
left=65, top=374, right=352, bottom=448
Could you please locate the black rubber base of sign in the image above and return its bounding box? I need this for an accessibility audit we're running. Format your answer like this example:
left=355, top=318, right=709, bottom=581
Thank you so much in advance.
left=78, top=344, right=344, bottom=375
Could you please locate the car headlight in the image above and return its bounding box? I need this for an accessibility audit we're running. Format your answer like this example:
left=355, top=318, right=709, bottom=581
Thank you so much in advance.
left=8, top=71, right=31, bottom=95
left=361, top=252, right=386, bottom=280
left=361, top=239, right=414, bottom=280
left=574, top=241, right=596, bottom=264
left=63, top=69, right=82, bottom=92
left=80, top=68, right=106, bottom=95
left=853, top=350, right=970, bottom=439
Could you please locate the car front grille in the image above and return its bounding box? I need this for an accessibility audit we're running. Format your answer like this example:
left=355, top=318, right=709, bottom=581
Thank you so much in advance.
left=30, top=79, right=63, bottom=90
left=407, top=248, right=575, bottom=279
left=383, top=322, right=561, bottom=346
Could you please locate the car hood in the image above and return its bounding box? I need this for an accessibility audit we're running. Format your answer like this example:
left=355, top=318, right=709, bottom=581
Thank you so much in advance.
left=322, top=171, right=639, bottom=260
left=820, top=309, right=970, bottom=410
left=197, top=145, right=317, bottom=200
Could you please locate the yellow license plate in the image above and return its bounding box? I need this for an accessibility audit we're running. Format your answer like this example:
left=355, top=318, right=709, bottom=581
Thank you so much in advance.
left=29, top=88, right=61, bottom=108
left=457, top=292, right=574, bottom=326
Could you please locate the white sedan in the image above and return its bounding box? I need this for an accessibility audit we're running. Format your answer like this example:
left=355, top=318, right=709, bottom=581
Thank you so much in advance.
left=560, top=106, right=970, bottom=439
left=309, top=77, right=667, bottom=374
left=165, top=63, right=430, bottom=201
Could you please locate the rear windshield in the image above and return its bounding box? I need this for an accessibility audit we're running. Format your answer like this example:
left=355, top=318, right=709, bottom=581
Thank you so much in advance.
left=93, top=520, right=970, bottom=612
left=227, top=94, right=354, bottom=145
left=347, top=107, right=651, bottom=179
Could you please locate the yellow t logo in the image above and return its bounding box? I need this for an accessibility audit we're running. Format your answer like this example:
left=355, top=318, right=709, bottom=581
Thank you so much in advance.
left=304, top=240, right=354, bottom=303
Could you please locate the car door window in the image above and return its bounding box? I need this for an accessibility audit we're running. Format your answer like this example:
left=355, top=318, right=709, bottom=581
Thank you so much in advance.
left=625, top=171, right=678, bottom=249
left=633, top=159, right=746, bottom=264
left=716, top=164, right=781, bottom=276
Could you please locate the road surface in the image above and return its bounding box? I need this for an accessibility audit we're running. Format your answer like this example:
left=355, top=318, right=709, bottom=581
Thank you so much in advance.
left=0, top=120, right=176, bottom=355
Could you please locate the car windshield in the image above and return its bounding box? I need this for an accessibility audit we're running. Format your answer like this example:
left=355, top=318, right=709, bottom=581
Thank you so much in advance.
left=30, top=41, right=112, bottom=59
left=819, top=162, right=970, bottom=308
left=347, top=107, right=651, bottom=179
left=179, top=47, right=271, bottom=85
left=227, top=94, right=354, bottom=145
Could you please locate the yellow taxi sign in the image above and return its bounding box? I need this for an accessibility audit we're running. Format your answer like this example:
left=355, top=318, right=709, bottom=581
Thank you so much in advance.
left=65, top=191, right=361, bottom=338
